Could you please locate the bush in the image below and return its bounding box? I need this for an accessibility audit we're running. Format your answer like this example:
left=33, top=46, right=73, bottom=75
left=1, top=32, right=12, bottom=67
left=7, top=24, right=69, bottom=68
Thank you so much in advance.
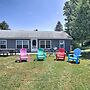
left=71, top=41, right=81, bottom=50
left=82, top=51, right=90, bottom=59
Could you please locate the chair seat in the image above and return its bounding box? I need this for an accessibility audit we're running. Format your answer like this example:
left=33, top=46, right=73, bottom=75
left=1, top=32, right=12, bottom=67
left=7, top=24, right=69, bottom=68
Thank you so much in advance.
left=37, top=55, right=45, bottom=60
left=20, top=56, right=28, bottom=58
left=69, top=57, right=77, bottom=60
left=57, top=57, right=64, bottom=59
left=38, top=55, right=44, bottom=57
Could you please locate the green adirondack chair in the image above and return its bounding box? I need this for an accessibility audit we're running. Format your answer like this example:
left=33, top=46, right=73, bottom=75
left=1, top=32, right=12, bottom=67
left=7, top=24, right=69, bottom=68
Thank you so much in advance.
left=37, top=48, right=46, bottom=61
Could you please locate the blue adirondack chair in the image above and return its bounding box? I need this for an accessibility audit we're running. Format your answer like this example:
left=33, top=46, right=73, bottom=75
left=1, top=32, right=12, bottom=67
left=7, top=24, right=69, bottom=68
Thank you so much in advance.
left=68, top=48, right=81, bottom=64
left=37, top=48, right=46, bottom=60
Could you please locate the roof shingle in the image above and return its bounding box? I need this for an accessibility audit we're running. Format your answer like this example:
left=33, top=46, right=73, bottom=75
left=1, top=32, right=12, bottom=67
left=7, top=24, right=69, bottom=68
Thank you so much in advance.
left=0, top=30, right=72, bottom=39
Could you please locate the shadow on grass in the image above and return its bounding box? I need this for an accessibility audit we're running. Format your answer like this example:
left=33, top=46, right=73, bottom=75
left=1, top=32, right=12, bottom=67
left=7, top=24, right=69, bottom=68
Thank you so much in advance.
left=67, top=61, right=80, bottom=64
left=15, top=60, right=27, bottom=63
left=0, top=55, right=9, bottom=57
left=34, top=59, right=45, bottom=61
left=54, top=59, right=65, bottom=61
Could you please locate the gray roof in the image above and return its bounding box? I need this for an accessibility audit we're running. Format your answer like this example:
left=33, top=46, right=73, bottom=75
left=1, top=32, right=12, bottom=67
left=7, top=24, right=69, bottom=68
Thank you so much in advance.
left=0, top=30, right=72, bottom=39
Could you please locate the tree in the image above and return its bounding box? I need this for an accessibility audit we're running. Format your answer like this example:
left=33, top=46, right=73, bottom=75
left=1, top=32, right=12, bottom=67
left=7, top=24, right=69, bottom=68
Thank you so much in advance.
left=63, top=0, right=90, bottom=46
left=55, top=21, right=63, bottom=31
left=0, top=21, right=10, bottom=30
left=63, top=1, right=72, bottom=34
left=70, top=0, right=90, bottom=44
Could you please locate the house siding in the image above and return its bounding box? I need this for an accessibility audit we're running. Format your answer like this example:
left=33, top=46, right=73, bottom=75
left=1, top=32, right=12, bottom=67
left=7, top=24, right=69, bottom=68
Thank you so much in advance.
left=65, top=40, right=71, bottom=52
left=1, top=39, right=31, bottom=52
left=0, top=39, right=71, bottom=52
left=51, top=40, right=59, bottom=48
left=38, top=39, right=52, bottom=48
left=7, top=39, right=16, bottom=48
left=38, top=39, right=71, bottom=52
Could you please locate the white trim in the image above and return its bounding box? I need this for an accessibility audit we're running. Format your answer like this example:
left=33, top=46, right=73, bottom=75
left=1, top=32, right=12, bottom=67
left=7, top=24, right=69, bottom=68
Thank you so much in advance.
left=31, top=39, right=38, bottom=52
left=45, top=40, right=46, bottom=48
left=0, top=40, right=7, bottom=49
left=59, top=40, right=65, bottom=48
left=6, top=40, right=7, bottom=49
left=22, top=40, right=23, bottom=48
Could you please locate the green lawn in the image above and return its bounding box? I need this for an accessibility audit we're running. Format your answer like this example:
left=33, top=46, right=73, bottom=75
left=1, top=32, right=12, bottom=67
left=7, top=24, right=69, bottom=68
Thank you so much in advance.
left=0, top=55, right=90, bottom=90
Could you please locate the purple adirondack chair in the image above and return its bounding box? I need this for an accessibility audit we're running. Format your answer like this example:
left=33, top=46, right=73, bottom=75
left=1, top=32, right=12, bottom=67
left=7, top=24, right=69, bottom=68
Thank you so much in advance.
left=20, top=48, right=30, bottom=62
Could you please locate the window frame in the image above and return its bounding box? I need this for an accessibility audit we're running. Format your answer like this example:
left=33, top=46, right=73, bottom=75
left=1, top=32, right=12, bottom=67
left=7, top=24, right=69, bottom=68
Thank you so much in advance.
left=59, top=40, right=65, bottom=48
left=0, top=40, right=7, bottom=49
left=39, top=40, right=45, bottom=48
left=39, top=40, right=51, bottom=49
left=16, top=40, right=29, bottom=49
left=23, top=40, right=29, bottom=49
left=46, top=40, right=51, bottom=49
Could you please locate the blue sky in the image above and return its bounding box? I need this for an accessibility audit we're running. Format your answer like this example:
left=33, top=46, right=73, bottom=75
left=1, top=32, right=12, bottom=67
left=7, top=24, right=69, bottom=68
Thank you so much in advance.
left=0, top=0, right=67, bottom=31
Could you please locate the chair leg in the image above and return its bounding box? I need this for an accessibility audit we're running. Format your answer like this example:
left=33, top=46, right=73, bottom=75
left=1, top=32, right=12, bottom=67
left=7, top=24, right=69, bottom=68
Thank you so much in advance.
left=76, top=59, right=78, bottom=64
left=67, top=58, right=69, bottom=62
left=27, top=55, right=30, bottom=62
left=20, top=58, right=22, bottom=63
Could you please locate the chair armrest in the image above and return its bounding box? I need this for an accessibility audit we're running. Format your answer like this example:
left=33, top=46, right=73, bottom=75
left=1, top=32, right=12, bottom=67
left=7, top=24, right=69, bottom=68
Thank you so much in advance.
left=79, top=55, right=82, bottom=57
left=68, top=54, right=73, bottom=57
left=44, top=53, right=46, bottom=56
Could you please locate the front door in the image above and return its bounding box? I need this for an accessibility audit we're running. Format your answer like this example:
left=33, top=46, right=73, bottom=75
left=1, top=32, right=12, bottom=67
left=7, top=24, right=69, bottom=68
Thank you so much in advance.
left=31, top=39, right=38, bottom=52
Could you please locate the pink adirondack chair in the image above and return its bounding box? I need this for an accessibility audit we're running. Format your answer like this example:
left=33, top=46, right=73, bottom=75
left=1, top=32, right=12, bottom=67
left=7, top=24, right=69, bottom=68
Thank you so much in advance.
left=20, top=48, right=30, bottom=62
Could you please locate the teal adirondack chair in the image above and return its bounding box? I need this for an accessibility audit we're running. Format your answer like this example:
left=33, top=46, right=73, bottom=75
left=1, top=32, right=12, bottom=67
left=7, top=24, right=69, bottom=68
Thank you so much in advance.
left=67, top=48, right=81, bottom=64
left=37, top=48, right=46, bottom=60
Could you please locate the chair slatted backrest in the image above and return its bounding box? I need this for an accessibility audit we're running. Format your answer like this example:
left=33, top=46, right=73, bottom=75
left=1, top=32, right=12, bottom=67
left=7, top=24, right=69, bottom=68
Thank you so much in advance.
left=74, top=48, right=81, bottom=57
left=56, top=48, right=65, bottom=57
left=38, top=48, right=44, bottom=55
left=58, top=48, right=65, bottom=53
left=20, top=48, right=27, bottom=57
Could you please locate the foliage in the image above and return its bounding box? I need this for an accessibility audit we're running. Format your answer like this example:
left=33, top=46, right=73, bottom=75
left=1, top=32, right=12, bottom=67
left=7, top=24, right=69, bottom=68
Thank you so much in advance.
left=55, top=21, right=63, bottom=31
left=63, top=1, right=72, bottom=34
left=0, top=21, right=10, bottom=30
left=63, top=0, right=90, bottom=45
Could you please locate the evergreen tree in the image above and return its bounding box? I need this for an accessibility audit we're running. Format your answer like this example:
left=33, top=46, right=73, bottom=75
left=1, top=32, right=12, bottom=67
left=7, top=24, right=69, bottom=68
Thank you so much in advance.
left=63, top=1, right=72, bottom=34
left=55, top=21, right=63, bottom=31
left=0, top=21, right=10, bottom=30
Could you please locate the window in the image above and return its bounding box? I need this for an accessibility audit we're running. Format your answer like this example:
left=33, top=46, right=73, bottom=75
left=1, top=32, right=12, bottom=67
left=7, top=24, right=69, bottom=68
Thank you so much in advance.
left=17, top=40, right=22, bottom=48
left=46, top=40, right=51, bottom=48
left=59, top=40, right=65, bottom=48
left=40, top=40, right=45, bottom=48
left=23, top=40, right=29, bottom=48
left=0, top=40, right=7, bottom=49
left=16, top=40, right=29, bottom=49
left=39, top=40, right=51, bottom=48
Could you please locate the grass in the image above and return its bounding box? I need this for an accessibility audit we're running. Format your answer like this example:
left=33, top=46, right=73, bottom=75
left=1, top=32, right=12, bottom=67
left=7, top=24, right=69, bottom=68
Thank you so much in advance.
left=0, top=55, right=90, bottom=90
